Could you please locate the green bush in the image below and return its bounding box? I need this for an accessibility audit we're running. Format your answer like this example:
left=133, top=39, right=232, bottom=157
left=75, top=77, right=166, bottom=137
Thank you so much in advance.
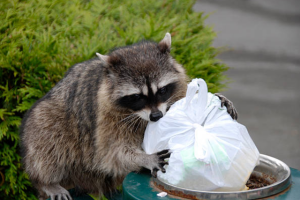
left=0, top=0, right=228, bottom=199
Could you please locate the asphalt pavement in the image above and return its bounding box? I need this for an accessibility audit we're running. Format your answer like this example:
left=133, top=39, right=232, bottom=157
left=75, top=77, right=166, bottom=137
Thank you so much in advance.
left=193, top=0, right=300, bottom=169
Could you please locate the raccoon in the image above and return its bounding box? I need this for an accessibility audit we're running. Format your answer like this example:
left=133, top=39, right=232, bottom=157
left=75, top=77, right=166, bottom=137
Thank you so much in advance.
left=20, top=33, right=237, bottom=200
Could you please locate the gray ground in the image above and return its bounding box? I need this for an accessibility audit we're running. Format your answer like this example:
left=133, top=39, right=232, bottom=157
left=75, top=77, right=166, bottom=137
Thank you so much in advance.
left=193, top=0, right=300, bottom=169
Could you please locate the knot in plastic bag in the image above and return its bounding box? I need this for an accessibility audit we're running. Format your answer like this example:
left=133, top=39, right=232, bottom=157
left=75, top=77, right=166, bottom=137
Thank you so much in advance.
left=193, top=123, right=211, bottom=163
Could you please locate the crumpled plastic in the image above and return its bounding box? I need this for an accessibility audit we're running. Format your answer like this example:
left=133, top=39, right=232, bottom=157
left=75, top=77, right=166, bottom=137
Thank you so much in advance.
left=142, top=78, right=260, bottom=191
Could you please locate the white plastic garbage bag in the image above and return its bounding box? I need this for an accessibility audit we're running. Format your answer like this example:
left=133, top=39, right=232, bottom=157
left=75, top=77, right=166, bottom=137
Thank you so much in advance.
left=142, top=78, right=260, bottom=191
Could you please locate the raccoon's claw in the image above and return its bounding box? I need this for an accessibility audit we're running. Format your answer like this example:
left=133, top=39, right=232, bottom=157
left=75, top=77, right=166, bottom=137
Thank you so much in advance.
left=152, top=168, right=159, bottom=178
left=151, top=149, right=171, bottom=178
left=50, top=193, right=72, bottom=200
left=42, top=184, right=72, bottom=200
left=215, top=93, right=238, bottom=120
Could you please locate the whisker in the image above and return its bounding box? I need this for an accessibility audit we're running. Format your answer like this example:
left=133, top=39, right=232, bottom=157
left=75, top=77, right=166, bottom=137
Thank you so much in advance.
left=117, top=114, right=138, bottom=130
left=134, top=116, right=147, bottom=133
left=119, top=117, right=137, bottom=130
left=127, top=116, right=140, bottom=131
left=118, top=114, right=137, bottom=124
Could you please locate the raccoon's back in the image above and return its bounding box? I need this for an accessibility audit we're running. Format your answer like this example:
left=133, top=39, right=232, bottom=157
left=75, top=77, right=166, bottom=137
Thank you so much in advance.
left=20, top=58, right=105, bottom=161
left=58, top=58, right=105, bottom=136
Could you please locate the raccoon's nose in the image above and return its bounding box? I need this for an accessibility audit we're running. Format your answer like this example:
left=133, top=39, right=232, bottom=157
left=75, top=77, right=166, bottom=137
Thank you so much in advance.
left=150, top=111, right=163, bottom=122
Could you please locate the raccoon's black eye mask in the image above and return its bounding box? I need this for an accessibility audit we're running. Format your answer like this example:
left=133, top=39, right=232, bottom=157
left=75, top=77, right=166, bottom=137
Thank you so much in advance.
left=156, top=82, right=177, bottom=103
left=117, top=82, right=177, bottom=111
left=117, top=94, right=147, bottom=111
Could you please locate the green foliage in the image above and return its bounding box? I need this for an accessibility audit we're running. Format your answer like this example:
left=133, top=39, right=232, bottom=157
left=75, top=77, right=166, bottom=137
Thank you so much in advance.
left=0, top=0, right=228, bottom=199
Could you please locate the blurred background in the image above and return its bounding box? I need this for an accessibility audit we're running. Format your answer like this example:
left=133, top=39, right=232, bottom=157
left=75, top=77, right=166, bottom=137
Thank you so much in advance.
left=1, top=0, right=299, bottom=199
left=193, top=0, right=300, bottom=169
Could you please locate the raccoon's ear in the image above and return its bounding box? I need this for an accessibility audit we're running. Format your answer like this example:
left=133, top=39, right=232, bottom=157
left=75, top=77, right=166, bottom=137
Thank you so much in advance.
left=96, top=53, right=109, bottom=64
left=96, top=53, right=116, bottom=80
left=158, top=32, right=171, bottom=53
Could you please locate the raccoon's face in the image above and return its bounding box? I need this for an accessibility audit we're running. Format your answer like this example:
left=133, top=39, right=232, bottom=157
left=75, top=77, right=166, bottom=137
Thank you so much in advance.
left=97, top=33, right=187, bottom=122
left=116, top=75, right=180, bottom=122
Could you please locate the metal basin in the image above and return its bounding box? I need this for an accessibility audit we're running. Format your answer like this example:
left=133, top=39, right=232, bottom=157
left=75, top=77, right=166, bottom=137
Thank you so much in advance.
left=152, top=154, right=291, bottom=199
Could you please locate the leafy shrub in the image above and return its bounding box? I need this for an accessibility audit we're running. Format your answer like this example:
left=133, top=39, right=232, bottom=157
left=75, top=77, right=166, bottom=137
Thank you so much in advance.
left=0, top=0, right=228, bottom=199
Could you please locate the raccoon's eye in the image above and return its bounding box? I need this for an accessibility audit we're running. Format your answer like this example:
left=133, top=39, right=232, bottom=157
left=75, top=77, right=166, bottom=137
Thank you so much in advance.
left=131, top=94, right=142, bottom=101
left=158, top=86, right=167, bottom=95
left=117, top=94, right=146, bottom=111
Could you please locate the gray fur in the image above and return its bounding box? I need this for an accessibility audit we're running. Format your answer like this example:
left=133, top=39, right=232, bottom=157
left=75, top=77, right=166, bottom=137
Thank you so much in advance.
left=20, top=34, right=188, bottom=199
left=20, top=34, right=237, bottom=200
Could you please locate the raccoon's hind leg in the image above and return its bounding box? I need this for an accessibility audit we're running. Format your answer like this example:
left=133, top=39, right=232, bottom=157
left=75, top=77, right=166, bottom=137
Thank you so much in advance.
left=40, top=184, right=72, bottom=200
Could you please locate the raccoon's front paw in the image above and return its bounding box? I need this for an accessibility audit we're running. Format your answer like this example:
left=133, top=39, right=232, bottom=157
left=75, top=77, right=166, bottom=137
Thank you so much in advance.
left=149, top=149, right=171, bottom=178
left=215, top=93, right=238, bottom=120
